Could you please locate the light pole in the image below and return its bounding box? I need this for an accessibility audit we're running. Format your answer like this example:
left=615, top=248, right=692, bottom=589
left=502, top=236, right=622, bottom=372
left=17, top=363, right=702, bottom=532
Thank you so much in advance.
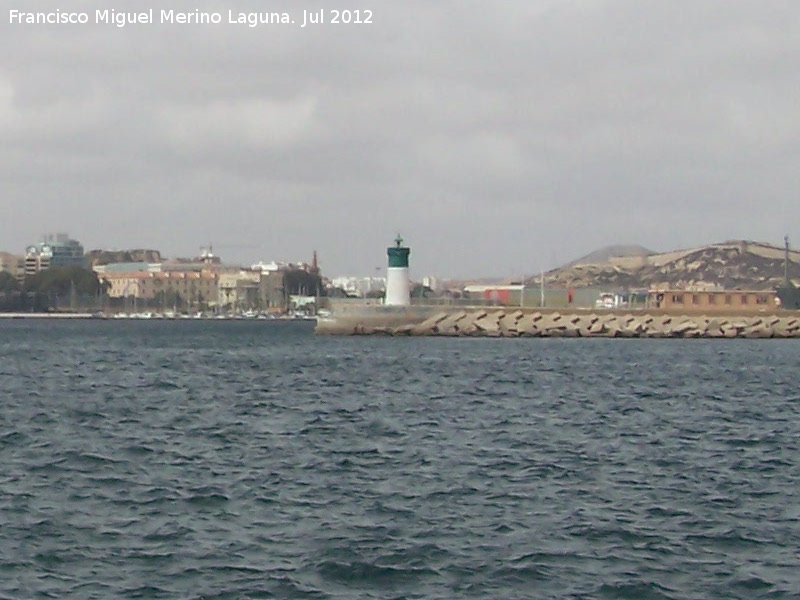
left=540, top=269, right=545, bottom=308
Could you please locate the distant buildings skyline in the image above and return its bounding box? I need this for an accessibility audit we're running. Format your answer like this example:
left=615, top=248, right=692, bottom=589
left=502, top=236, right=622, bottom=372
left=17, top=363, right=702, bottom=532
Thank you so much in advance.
left=0, top=231, right=327, bottom=313
left=1, top=232, right=439, bottom=295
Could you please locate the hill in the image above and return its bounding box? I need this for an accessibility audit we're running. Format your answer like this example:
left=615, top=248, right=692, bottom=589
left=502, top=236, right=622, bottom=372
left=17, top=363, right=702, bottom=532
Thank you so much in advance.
left=564, top=244, right=654, bottom=268
left=533, top=240, right=800, bottom=291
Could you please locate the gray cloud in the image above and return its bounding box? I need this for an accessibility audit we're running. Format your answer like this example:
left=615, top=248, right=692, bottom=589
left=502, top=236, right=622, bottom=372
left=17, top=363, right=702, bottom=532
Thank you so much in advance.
left=2, top=0, right=799, bottom=277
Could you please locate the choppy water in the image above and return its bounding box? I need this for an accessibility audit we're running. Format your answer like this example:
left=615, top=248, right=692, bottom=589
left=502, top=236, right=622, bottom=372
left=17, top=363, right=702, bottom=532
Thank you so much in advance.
left=1, top=319, right=799, bottom=599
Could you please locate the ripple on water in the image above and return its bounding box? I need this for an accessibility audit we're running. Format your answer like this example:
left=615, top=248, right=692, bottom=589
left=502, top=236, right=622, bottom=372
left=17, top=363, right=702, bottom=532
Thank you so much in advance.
left=0, top=323, right=798, bottom=599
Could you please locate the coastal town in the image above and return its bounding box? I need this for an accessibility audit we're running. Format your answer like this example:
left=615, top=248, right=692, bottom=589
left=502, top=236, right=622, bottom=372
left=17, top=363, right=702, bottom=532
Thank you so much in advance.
left=0, top=232, right=799, bottom=319
left=0, top=233, right=329, bottom=316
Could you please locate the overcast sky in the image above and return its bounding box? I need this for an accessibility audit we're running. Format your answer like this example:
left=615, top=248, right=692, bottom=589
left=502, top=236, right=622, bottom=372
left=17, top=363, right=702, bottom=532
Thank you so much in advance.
left=2, top=0, right=799, bottom=278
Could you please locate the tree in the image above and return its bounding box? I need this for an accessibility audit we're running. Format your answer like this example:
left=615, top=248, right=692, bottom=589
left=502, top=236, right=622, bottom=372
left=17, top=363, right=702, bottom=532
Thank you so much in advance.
left=284, top=268, right=323, bottom=296
left=24, top=265, right=101, bottom=296
left=0, top=272, right=22, bottom=311
left=154, top=289, right=182, bottom=309
left=327, top=287, right=356, bottom=298
left=411, top=284, right=434, bottom=299
left=0, top=272, right=19, bottom=293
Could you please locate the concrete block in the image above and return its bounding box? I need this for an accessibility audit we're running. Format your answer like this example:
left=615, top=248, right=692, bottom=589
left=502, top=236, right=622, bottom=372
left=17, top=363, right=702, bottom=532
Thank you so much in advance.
left=537, top=315, right=568, bottom=335
left=588, top=318, right=608, bottom=334
left=474, top=314, right=501, bottom=335
left=393, top=323, right=416, bottom=335
left=602, top=317, right=622, bottom=337
left=626, top=317, right=647, bottom=334
left=744, top=326, right=771, bottom=339
left=706, top=318, right=724, bottom=337
left=413, top=311, right=450, bottom=334
left=435, top=311, right=467, bottom=335
left=498, top=311, right=522, bottom=336
left=771, top=319, right=794, bottom=337
left=370, top=327, right=395, bottom=335
left=517, top=313, right=543, bottom=336
left=669, top=320, right=698, bottom=335
left=459, top=320, right=480, bottom=336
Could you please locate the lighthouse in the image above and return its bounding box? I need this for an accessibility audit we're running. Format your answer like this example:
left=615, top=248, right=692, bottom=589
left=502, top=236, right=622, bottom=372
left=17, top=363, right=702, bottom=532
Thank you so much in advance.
left=385, top=234, right=411, bottom=306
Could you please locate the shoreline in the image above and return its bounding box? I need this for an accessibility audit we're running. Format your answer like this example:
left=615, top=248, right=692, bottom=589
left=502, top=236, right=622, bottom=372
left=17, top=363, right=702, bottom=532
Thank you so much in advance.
left=0, top=312, right=315, bottom=321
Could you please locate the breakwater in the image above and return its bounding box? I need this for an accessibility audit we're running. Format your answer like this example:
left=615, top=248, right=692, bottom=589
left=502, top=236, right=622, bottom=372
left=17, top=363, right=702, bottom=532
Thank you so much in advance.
left=316, top=307, right=800, bottom=338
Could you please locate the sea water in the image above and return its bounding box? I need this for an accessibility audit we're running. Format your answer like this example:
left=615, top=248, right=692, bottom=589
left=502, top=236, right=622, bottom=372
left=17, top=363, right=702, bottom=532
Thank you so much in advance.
left=1, top=319, right=798, bottom=599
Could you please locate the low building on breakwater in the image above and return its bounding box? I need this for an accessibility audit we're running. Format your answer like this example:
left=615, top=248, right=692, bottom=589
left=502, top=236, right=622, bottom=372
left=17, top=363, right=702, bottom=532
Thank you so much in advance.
left=647, top=289, right=779, bottom=311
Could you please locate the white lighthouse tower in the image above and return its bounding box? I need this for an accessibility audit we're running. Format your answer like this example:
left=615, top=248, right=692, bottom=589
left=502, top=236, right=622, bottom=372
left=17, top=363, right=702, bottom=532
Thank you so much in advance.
left=385, top=234, right=411, bottom=306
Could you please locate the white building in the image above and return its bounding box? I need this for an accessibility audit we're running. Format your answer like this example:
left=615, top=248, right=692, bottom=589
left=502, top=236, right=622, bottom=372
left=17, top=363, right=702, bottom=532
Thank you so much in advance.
left=330, top=276, right=386, bottom=297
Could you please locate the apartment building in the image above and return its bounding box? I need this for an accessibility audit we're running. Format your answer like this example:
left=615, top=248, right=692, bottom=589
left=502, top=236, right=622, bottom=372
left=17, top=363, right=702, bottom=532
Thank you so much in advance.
left=25, top=233, right=86, bottom=275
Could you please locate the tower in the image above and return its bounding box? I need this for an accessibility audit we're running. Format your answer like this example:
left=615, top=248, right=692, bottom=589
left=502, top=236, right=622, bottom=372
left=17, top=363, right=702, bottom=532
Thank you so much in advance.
left=385, top=234, right=411, bottom=306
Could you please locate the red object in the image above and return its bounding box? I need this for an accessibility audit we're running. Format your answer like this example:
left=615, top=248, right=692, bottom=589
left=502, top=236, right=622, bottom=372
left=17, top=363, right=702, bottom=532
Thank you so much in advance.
left=483, top=289, right=511, bottom=304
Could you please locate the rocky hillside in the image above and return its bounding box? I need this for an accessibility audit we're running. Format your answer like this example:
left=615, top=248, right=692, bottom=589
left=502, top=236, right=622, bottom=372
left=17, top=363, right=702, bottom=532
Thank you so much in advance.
left=536, top=240, right=800, bottom=291
left=564, top=244, right=654, bottom=268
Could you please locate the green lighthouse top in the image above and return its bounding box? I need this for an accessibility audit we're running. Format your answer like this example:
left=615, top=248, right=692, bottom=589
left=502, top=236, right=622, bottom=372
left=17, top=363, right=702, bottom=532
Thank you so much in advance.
left=387, top=234, right=410, bottom=268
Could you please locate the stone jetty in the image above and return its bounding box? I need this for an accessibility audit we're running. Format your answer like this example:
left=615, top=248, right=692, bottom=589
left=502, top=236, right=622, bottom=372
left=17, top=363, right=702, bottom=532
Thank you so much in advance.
left=316, top=308, right=800, bottom=338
